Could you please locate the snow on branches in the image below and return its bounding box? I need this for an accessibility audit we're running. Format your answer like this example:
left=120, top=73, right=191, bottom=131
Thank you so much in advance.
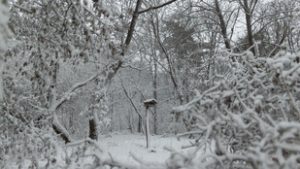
left=174, top=50, right=300, bottom=169
left=0, top=1, right=10, bottom=50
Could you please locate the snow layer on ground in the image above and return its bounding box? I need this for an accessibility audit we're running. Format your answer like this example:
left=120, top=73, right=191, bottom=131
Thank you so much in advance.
left=5, top=133, right=205, bottom=168
left=98, top=132, right=193, bottom=165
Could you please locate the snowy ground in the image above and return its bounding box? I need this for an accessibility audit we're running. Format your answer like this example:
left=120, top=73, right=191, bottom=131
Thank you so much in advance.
left=5, top=132, right=211, bottom=168
left=97, top=132, right=195, bottom=165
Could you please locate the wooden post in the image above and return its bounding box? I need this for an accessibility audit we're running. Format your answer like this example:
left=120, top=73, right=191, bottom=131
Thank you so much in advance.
left=143, top=99, right=157, bottom=148
left=145, top=108, right=150, bottom=148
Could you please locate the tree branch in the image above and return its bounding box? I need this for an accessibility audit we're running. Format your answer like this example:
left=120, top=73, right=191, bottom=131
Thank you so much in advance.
left=150, top=15, right=184, bottom=104
left=124, top=0, right=143, bottom=48
left=51, top=74, right=98, bottom=111
left=138, top=0, right=179, bottom=14
left=121, top=80, right=143, bottom=119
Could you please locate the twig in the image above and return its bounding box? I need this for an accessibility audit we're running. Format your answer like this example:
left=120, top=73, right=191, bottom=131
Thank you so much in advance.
left=13, top=4, right=33, bottom=13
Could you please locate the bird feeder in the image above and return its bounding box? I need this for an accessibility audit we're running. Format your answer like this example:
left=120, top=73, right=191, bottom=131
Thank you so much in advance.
left=144, top=99, right=157, bottom=109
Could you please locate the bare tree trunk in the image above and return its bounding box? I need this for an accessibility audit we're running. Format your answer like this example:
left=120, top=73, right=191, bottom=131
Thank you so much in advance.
left=245, top=10, right=255, bottom=55
left=0, top=63, right=3, bottom=102
left=207, top=32, right=217, bottom=82
left=214, top=0, right=231, bottom=50
left=87, top=0, right=143, bottom=140
left=240, top=0, right=258, bottom=55
left=127, top=108, right=135, bottom=133
left=109, top=97, right=114, bottom=132
left=150, top=26, right=159, bottom=135
left=138, top=115, right=142, bottom=133
left=88, top=80, right=101, bottom=140
left=89, top=118, right=98, bottom=140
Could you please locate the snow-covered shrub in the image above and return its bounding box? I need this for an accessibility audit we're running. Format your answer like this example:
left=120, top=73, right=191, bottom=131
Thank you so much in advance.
left=0, top=1, right=10, bottom=50
left=0, top=0, right=127, bottom=167
left=2, top=0, right=126, bottom=141
left=174, top=50, right=300, bottom=169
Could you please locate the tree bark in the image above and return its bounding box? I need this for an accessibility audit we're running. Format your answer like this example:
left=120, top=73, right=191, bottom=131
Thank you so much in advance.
left=138, top=115, right=142, bottom=133
left=127, top=109, right=134, bottom=133
left=52, top=115, right=72, bottom=143
left=214, top=0, right=231, bottom=50
left=52, top=124, right=71, bottom=144
left=241, top=0, right=257, bottom=55
left=245, top=10, right=255, bottom=55
left=88, top=80, right=101, bottom=140
left=88, top=118, right=98, bottom=140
